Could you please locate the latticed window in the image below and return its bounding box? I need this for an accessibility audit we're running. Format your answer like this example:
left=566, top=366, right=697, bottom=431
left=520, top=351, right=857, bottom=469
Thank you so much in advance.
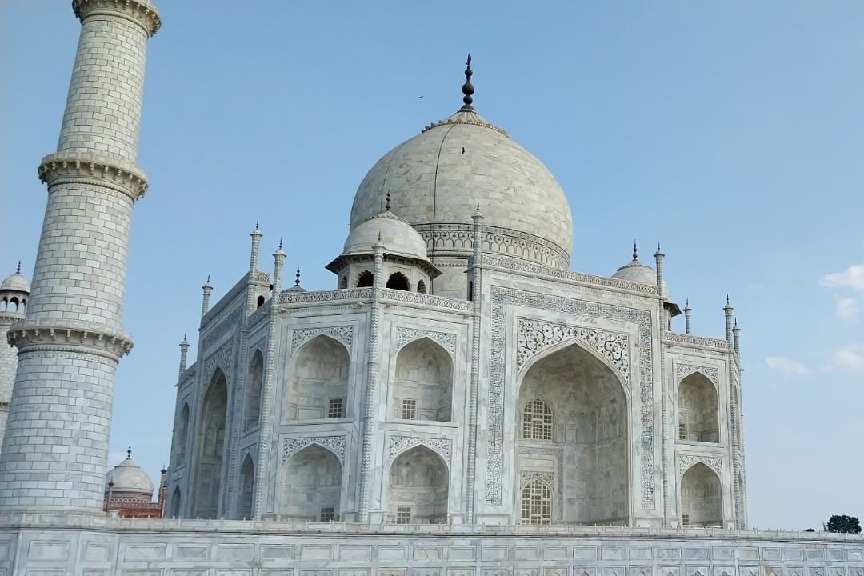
left=328, top=398, right=344, bottom=419
left=681, top=513, right=690, bottom=527
left=522, top=398, right=553, bottom=440
left=401, top=399, right=417, bottom=420
left=320, top=507, right=335, bottom=522
left=678, top=423, right=687, bottom=440
left=521, top=479, right=552, bottom=524
left=396, top=506, right=412, bottom=524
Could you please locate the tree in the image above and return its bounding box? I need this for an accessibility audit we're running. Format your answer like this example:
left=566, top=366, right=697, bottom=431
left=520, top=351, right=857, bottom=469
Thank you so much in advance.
left=825, top=514, right=862, bottom=534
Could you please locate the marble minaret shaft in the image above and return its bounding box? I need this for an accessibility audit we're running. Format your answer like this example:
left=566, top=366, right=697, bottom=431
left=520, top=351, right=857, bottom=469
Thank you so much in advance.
left=0, top=0, right=160, bottom=511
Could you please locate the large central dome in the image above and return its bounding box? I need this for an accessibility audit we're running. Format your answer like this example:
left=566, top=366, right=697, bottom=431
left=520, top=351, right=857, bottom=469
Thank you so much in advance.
left=349, top=108, right=573, bottom=270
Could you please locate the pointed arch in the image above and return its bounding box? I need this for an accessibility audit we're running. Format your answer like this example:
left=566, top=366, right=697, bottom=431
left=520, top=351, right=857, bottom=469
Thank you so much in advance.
left=678, top=372, right=719, bottom=442
left=286, top=335, right=350, bottom=421
left=681, top=462, right=722, bottom=527
left=281, top=444, right=342, bottom=520
left=392, top=337, right=453, bottom=422
left=175, top=403, right=190, bottom=465
left=356, top=270, right=373, bottom=287
left=386, top=272, right=410, bottom=291
left=171, top=486, right=181, bottom=518
left=244, top=350, right=264, bottom=431
left=515, top=342, right=629, bottom=525
left=192, top=369, right=228, bottom=519
left=387, top=445, right=448, bottom=524
left=237, top=454, right=255, bottom=519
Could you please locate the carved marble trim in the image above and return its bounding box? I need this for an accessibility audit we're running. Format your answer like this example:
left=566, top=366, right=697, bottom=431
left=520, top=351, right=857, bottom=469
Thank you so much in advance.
left=675, top=362, right=719, bottom=388
left=282, top=436, right=346, bottom=465
left=289, top=326, right=353, bottom=355
left=386, top=435, right=452, bottom=466
left=516, top=318, right=629, bottom=383
left=277, top=288, right=372, bottom=305
left=519, top=470, right=555, bottom=490
left=203, top=340, right=234, bottom=382
left=394, top=327, right=456, bottom=356
left=38, top=154, right=148, bottom=200
left=8, top=325, right=133, bottom=359
left=380, top=289, right=472, bottom=312
left=488, top=286, right=655, bottom=509
left=663, top=332, right=730, bottom=352
left=678, top=454, right=722, bottom=477
left=73, top=0, right=162, bottom=37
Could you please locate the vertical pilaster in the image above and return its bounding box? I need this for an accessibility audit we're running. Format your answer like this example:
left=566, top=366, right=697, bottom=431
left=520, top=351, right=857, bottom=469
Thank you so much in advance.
left=201, top=277, right=213, bottom=317
left=0, top=0, right=160, bottom=511
left=723, top=297, right=734, bottom=344
left=465, top=207, right=484, bottom=523
left=654, top=244, right=668, bottom=521
left=684, top=299, right=692, bottom=335
left=178, top=336, right=190, bottom=379
left=358, top=238, right=384, bottom=522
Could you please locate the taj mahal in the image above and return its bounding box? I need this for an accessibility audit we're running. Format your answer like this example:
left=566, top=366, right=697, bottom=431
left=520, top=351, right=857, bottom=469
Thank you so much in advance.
left=0, top=1, right=860, bottom=575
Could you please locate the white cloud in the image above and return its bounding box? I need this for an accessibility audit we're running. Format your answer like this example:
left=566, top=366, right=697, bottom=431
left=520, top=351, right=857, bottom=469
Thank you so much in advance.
left=833, top=344, right=864, bottom=372
left=765, top=356, right=811, bottom=376
left=821, top=264, right=864, bottom=291
left=834, top=296, right=860, bottom=321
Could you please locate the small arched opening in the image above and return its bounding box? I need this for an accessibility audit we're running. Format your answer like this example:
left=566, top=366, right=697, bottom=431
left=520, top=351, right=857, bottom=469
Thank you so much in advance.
left=175, top=403, right=190, bottom=465
left=388, top=446, right=448, bottom=524
left=417, top=280, right=427, bottom=294
left=386, top=272, right=410, bottom=291
left=678, top=373, right=719, bottom=442
left=237, top=454, right=255, bottom=519
left=257, top=295, right=265, bottom=308
left=244, top=350, right=264, bottom=431
left=681, top=463, right=722, bottom=527
left=171, top=486, right=181, bottom=518
left=356, top=271, right=374, bottom=287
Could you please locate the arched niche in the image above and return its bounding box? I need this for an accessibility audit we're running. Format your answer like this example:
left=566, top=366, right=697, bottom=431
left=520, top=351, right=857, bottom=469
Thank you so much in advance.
left=678, top=373, right=719, bottom=443
left=520, top=476, right=554, bottom=525
left=356, top=270, right=373, bottom=287
left=387, top=445, right=448, bottom=524
left=171, top=486, right=181, bottom=518
left=286, top=336, right=350, bottom=421
left=281, top=445, right=342, bottom=521
left=392, top=338, right=453, bottom=422
left=192, top=369, right=228, bottom=519
left=175, top=403, right=190, bottom=465
left=386, top=272, right=410, bottom=291
left=237, top=454, right=255, bottom=519
left=681, top=463, right=722, bottom=527
left=516, top=343, right=629, bottom=525
left=244, top=350, right=264, bottom=431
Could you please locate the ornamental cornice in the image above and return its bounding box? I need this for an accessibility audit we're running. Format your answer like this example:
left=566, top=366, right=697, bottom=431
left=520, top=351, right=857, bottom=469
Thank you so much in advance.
left=73, top=0, right=162, bottom=37
left=677, top=454, right=723, bottom=477
left=277, top=288, right=372, bottom=305
left=282, top=435, right=346, bottom=464
left=38, top=154, right=148, bottom=201
left=249, top=271, right=271, bottom=284
left=663, top=332, right=730, bottom=352
left=675, top=362, right=720, bottom=388
left=380, top=289, right=472, bottom=312
left=289, top=326, right=353, bottom=355
left=385, top=435, right=452, bottom=465
left=6, top=324, right=133, bottom=358
left=517, top=318, right=629, bottom=384
left=480, top=254, right=659, bottom=296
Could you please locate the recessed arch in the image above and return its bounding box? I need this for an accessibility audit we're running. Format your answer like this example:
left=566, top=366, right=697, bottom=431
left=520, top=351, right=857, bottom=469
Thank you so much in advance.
left=681, top=462, right=722, bottom=527
left=678, top=372, right=719, bottom=442
left=171, top=486, right=181, bottom=518
left=392, top=337, right=453, bottom=422
left=520, top=477, right=553, bottom=525
left=387, top=445, right=449, bottom=524
left=386, top=272, right=410, bottom=291
left=417, top=280, right=427, bottom=294
left=175, top=403, right=190, bottom=466
left=286, top=335, right=350, bottom=421
left=516, top=342, right=629, bottom=525
left=356, top=270, right=373, bottom=287
left=192, top=369, right=228, bottom=519
left=237, top=454, right=255, bottom=519
left=281, top=445, right=342, bottom=521
left=244, top=350, right=264, bottom=431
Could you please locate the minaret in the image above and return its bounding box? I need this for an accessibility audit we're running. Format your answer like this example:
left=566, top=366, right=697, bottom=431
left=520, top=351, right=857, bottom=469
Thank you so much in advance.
left=201, top=276, right=213, bottom=317
left=0, top=263, right=30, bottom=456
left=249, top=223, right=262, bottom=273
left=178, top=335, right=190, bottom=380
left=684, top=298, right=692, bottom=334
left=723, top=296, right=734, bottom=344
left=0, top=1, right=160, bottom=512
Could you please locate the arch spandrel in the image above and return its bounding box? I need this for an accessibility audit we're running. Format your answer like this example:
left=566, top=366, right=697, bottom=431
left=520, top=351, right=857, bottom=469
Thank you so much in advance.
left=394, top=327, right=456, bottom=357
left=289, top=326, right=353, bottom=357
left=385, top=435, right=452, bottom=467
left=282, top=435, right=347, bottom=465
left=677, top=454, right=723, bottom=478
left=516, top=318, right=631, bottom=390
left=675, top=362, right=720, bottom=389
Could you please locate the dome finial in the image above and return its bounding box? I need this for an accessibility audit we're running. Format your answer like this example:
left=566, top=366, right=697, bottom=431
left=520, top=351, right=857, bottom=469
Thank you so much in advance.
left=295, top=268, right=301, bottom=287
left=461, top=53, right=474, bottom=111
left=16, top=261, right=21, bottom=274
left=632, top=240, right=638, bottom=261
left=126, top=446, right=132, bottom=459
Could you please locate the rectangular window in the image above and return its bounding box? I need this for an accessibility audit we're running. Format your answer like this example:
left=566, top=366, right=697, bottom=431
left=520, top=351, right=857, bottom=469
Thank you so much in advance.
left=328, top=398, right=344, bottom=419
left=396, top=506, right=412, bottom=524
left=320, top=507, right=335, bottom=522
left=401, top=399, right=417, bottom=420
left=681, top=513, right=690, bottom=527
left=678, top=423, right=687, bottom=440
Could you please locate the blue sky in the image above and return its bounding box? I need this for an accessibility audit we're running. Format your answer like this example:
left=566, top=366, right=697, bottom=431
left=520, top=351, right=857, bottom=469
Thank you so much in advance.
left=1, top=2, right=862, bottom=529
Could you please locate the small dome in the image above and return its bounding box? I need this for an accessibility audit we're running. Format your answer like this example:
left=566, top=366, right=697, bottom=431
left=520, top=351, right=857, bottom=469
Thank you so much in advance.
left=1, top=271, right=29, bottom=293
left=106, top=455, right=154, bottom=494
left=343, top=211, right=428, bottom=261
left=612, top=259, right=658, bottom=286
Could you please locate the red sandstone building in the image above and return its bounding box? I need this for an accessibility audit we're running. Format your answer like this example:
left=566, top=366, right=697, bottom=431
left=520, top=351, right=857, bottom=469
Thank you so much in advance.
left=103, top=449, right=168, bottom=519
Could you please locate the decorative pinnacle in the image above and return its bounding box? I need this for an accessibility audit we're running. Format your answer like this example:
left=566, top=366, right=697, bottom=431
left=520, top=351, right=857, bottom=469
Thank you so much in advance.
left=684, top=298, right=691, bottom=310
left=295, top=268, right=301, bottom=286
left=386, top=192, right=391, bottom=211
left=632, top=240, right=638, bottom=261
left=654, top=242, right=664, bottom=256
left=255, top=221, right=259, bottom=230
left=461, top=54, right=474, bottom=111
left=126, top=446, right=132, bottom=459
left=734, top=318, right=740, bottom=329
left=16, top=261, right=21, bottom=274
left=205, top=275, right=211, bottom=285
left=278, top=238, right=283, bottom=251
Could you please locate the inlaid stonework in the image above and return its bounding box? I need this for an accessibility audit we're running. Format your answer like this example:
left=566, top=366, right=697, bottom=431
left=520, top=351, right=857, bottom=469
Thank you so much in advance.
left=282, top=436, right=347, bottom=464
left=394, top=327, right=456, bottom=356
left=386, top=435, right=452, bottom=465
left=290, top=326, right=353, bottom=354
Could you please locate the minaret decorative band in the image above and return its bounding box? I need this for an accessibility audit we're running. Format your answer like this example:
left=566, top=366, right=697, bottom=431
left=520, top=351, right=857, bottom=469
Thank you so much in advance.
left=0, top=0, right=160, bottom=511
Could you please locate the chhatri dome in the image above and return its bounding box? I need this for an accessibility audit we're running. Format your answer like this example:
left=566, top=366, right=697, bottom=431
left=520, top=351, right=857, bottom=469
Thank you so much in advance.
left=0, top=262, right=30, bottom=294
left=349, top=56, right=573, bottom=288
left=343, top=208, right=428, bottom=261
left=106, top=449, right=155, bottom=497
